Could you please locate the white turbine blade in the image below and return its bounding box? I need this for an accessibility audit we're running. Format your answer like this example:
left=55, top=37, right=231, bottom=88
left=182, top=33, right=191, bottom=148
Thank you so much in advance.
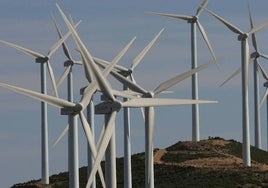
left=260, top=88, right=268, bottom=108
left=248, top=2, right=258, bottom=52
left=0, top=40, right=44, bottom=59
left=55, top=66, right=71, bottom=92
left=260, top=53, right=268, bottom=61
left=196, top=20, right=217, bottom=62
left=47, top=21, right=79, bottom=58
left=47, top=61, right=59, bottom=98
left=110, top=70, right=147, bottom=95
left=131, top=28, right=164, bottom=70
left=146, top=12, right=193, bottom=21
left=196, top=0, right=209, bottom=17
left=79, top=112, right=106, bottom=188
left=204, top=8, right=243, bottom=35
left=86, top=111, right=117, bottom=188
left=96, top=124, right=105, bottom=150
left=57, top=4, right=117, bottom=101
left=53, top=123, right=69, bottom=148
left=219, top=67, right=241, bottom=87
left=103, top=36, right=136, bottom=78
left=257, top=62, right=268, bottom=81
left=112, top=89, right=140, bottom=99
left=248, top=21, right=268, bottom=36
left=220, top=57, right=254, bottom=87
left=94, top=57, right=129, bottom=73
left=0, top=82, right=75, bottom=108
left=122, top=98, right=217, bottom=108
left=154, top=61, right=212, bottom=95
left=52, top=15, right=73, bottom=60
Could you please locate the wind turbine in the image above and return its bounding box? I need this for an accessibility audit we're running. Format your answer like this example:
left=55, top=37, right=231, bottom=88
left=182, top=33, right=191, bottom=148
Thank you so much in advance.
left=204, top=7, right=268, bottom=167
left=256, top=63, right=268, bottom=151
left=0, top=30, right=72, bottom=184
left=147, top=0, right=216, bottom=142
left=147, top=0, right=216, bottom=141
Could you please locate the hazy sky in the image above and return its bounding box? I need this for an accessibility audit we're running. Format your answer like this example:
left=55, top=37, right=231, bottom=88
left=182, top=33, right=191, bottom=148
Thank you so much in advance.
left=1, top=0, right=268, bottom=187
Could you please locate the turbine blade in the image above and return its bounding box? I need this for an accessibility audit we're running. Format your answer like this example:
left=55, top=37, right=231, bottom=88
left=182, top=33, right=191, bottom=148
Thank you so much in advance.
left=131, top=28, right=164, bottom=70
left=110, top=70, right=147, bottom=95
left=257, top=62, right=268, bottom=80
left=57, top=4, right=116, bottom=101
left=260, top=88, right=268, bottom=108
left=0, top=82, right=75, bottom=108
left=103, top=37, right=136, bottom=78
left=53, top=123, right=69, bottom=148
left=247, top=2, right=258, bottom=51
left=196, top=0, right=209, bottom=17
left=86, top=111, right=117, bottom=188
left=48, top=20, right=82, bottom=58
left=260, top=53, right=268, bottom=61
left=219, top=67, right=241, bottom=87
left=122, top=98, right=217, bottom=108
left=79, top=112, right=106, bottom=188
left=52, top=15, right=72, bottom=60
left=196, top=20, right=217, bottom=62
left=94, top=57, right=129, bottom=73
left=55, top=66, right=71, bottom=92
left=146, top=12, right=193, bottom=21
left=204, top=8, right=243, bottom=35
left=248, top=21, right=268, bottom=35
left=154, top=61, right=213, bottom=95
left=112, top=89, right=140, bottom=99
left=0, top=40, right=44, bottom=59
left=47, top=61, right=59, bottom=98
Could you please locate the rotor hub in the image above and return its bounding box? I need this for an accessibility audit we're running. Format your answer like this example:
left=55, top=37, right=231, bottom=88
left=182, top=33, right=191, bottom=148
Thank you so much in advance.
left=188, top=16, right=198, bottom=23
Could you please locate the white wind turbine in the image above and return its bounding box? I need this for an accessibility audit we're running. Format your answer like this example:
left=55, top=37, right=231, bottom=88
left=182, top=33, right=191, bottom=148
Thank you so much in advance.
left=147, top=0, right=217, bottom=142
left=204, top=7, right=268, bottom=167
left=256, top=63, right=268, bottom=151
left=55, top=4, right=217, bottom=188
left=0, top=30, right=72, bottom=184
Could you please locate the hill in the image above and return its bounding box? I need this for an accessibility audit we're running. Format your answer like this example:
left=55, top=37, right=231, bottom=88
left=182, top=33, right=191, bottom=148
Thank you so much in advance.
left=11, top=137, right=268, bottom=187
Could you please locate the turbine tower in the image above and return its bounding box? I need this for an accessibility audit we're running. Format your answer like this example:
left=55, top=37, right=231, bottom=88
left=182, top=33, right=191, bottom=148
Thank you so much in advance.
left=204, top=7, right=268, bottom=167
left=147, top=0, right=216, bottom=142
left=257, top=63, right=268, bottom=151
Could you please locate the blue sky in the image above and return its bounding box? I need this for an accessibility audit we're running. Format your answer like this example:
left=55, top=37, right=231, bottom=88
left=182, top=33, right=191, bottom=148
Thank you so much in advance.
left=1, top=0, right=268, bottom=187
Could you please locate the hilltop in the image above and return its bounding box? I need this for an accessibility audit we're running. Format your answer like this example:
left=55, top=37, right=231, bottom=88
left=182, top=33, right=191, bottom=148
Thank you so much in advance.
left=12, top=137, right=268, bottom=187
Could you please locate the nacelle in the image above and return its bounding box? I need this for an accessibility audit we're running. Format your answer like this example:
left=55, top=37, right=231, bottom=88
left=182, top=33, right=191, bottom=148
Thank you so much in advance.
left=95, top=101, right=121, bottom=114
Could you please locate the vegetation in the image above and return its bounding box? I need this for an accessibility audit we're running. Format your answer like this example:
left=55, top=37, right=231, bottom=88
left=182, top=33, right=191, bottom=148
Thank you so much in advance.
left=11, top=138, right=268, bottom=188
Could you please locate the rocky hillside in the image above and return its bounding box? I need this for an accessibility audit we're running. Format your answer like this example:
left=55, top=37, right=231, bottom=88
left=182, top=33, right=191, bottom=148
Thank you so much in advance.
left=12, top=137, right=268, bottom=187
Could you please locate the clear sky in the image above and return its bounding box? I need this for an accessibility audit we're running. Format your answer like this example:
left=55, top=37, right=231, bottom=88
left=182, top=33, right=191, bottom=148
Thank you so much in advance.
left=1, top=0, right=268, bottom=187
